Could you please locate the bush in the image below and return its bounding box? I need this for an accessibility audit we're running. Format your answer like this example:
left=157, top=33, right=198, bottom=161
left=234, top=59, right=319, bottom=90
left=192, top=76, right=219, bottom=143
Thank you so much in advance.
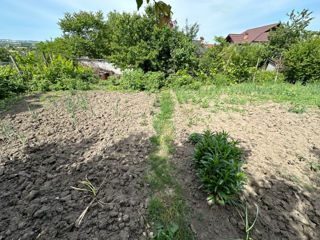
left=200, top=43, right=267, bottom=83
left=143, top=71, right=166, bottom=91
left=167, top=70, right=202, bottom=89
left=119, top=69, right=165, bottom=92
left=0, top=66, right=29, bottom=99
left=254, top=70, right=285, bottom=83
left=191, top=130, right=246, bottom=204
left=188, top=132, right=203, bottom=144
left=0, top=54, right=97, bottom=99
left=283, top=37, right=320, bottom=84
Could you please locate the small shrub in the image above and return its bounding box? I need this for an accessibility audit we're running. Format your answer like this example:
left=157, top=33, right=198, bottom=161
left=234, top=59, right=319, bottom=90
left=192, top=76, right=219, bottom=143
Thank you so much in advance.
left=288, top=104, right=306, bottom=114
left=167, top=69, right=202, bottom=89
left=119, top=69, right=165, bottom=92
left=144, top=71, right=166, bottom=92
left=188, top=132, right=203, bottom=144
left=254, top=70, right=285, bottom=83
left=191, top=130, right=246, bottom=204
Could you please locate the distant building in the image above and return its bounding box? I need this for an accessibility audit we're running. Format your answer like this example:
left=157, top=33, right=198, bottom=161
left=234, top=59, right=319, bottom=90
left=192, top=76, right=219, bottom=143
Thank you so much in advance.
left=193, top=37, right=214, bottom=56
left=77, top=58, right=123, bottom=79
left=226, top=23, right=280, bottom=44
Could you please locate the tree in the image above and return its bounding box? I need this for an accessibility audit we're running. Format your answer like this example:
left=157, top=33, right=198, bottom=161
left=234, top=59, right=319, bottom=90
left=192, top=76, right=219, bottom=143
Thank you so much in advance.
left=106, top=5, right=199, bottom=74
left=57, top=11, right=111, bottom=58
left=283, top=37, right=320, bottom=84
left=268, top=9, right=314, bottom=57
left=182, top=19, right=199, bottom=41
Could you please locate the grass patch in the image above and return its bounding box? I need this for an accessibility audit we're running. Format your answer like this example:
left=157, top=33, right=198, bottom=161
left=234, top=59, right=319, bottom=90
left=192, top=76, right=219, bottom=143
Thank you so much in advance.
left=174, top=82, right=320, bottom=110
left=146, top=91, right=194, bottom=240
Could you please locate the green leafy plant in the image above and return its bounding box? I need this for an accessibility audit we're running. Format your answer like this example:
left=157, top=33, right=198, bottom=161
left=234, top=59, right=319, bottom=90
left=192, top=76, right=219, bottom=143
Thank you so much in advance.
left=288, top=104, right=306, bottom=114
left=311, top=162, right=319, bottom=171
left=283, top=37, right=320, bottom=84
left=192, top=130, right=246, bottom=204
left=17, top=132, right=26, bottom=144
left=66, top=97, right=77, bottom=125
left=71, top=178, right=97, bottom=196
left=188, top=132, right=203, bottom=145
left=26, top=103, right=38, bottom=120
left=71, top=176, right=107, bottom=227
left=0, top=119, right=10, bottom=137
left=230, top=204, right=259, bottom=240
left=154, top=222, right=179, bottom=240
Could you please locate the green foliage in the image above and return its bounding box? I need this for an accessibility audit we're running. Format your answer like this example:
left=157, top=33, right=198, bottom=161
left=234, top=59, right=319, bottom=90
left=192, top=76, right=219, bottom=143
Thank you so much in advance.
left=167, top=70, right=201, bottom=89
left=234, top=204, right=260, bottom=240
left=188, top=132, right=203, bottom=145
left=254, top=70, right=284, bottom=83
left=106, top=6, right=199, bottom=74
left=268, top=9, right=315, bottom=57
left=191, top=130, right=246, bottom=204
left=0, top=47, right=10, bottom=62
left=57, top=11, right=110, bottom=59
left=288, top=103, right=306, bottom=114
left=0, top=53, right=96, bottom=99
left=200, top=42, right=267, bottom=83
left=311, top=162, right=319, bottom=171
left=135, top=0, right=172, bottom=27
left=119, top=69, right=165, bottom=92
left=283, top=37, right=320, bottom=84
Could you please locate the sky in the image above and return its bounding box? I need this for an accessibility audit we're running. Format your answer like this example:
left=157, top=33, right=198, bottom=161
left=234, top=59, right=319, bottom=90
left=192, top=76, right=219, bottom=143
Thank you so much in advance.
left=0, top=0, right=319, bottom=42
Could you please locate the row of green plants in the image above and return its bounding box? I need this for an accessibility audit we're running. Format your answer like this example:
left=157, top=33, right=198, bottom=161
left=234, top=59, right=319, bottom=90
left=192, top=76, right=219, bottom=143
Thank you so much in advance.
left=105, top=68, right=286, bottom=92
left=0, top=52, right=97, bottom=99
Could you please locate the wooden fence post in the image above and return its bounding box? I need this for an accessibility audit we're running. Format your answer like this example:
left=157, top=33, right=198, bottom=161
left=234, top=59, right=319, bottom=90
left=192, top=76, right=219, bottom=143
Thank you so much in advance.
left=253, top=56, right=261, bottom=83
left=274, top=53, right=283, bottom=83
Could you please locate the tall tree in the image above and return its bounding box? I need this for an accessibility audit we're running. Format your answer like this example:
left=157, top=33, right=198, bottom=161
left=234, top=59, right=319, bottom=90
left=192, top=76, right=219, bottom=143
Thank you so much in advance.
left=57, top=11, right=111, bottom=58
left=268, top=9, right=314, bottom=57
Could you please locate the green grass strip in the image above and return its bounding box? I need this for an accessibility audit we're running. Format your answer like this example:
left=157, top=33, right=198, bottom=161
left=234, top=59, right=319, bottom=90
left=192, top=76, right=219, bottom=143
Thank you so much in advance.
left=146, top=91, right=194, bottom=240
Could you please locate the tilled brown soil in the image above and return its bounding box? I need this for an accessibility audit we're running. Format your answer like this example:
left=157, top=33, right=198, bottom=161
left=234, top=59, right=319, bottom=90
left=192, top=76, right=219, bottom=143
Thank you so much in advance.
left=0, top=91, right=156, bottom=240
left=173, top=100, right=320, bottom=240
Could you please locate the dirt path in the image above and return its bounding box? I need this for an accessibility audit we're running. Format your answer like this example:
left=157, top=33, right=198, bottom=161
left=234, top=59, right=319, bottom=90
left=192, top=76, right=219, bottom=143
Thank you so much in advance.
left=173, top=99, right=320, bottom=240
left=0, top=91, right=156, bottom=240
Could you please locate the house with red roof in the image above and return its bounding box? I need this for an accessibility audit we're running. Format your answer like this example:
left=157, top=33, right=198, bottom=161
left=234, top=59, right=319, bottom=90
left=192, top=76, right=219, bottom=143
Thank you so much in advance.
left=226, top=23, right=280, bottom=44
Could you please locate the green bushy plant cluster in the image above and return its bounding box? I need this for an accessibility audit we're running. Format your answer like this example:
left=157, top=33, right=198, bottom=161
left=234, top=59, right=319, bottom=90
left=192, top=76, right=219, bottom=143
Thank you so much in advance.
left=0, top=66, right=29, bottom=99
left=0, top=52, right=97, bottom=99
left=254, top=70, right=285, bottom=83
left=200, top=41, right=266, bottom=83
left=188, top=132, right=203, bottom=144
left=119, top=69, right=165, bottom=92
left=191, top=130, right=246, bottom=204
left=167, top=70, right=202, bottom=89
left=283, top=37, right=320, bottom=84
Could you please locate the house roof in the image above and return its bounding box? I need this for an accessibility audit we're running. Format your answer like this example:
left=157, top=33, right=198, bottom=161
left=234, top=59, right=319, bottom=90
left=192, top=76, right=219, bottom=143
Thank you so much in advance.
left=226, top=23, right=280, bottom=44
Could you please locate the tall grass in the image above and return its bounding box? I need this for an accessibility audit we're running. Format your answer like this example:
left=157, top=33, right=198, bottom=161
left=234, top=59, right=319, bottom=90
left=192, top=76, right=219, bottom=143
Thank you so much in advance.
left=175, top=82, right=320, bottom=107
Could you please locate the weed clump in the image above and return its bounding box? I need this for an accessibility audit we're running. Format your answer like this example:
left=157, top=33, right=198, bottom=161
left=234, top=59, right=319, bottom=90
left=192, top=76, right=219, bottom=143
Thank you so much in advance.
left=190, top=130, right=246, bottom=204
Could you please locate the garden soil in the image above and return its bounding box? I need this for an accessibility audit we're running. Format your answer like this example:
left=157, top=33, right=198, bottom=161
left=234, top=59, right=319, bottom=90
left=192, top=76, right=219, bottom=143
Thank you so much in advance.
left=1, top=91, right=320, bottom=240
left=173, top=100, right=320, bottom=240
left=0, top=91, right=156, bottom=240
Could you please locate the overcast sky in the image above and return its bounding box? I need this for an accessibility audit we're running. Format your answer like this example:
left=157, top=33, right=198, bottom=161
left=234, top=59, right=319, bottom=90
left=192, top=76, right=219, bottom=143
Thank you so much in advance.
left=0, top=0, right=319, bottom=42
